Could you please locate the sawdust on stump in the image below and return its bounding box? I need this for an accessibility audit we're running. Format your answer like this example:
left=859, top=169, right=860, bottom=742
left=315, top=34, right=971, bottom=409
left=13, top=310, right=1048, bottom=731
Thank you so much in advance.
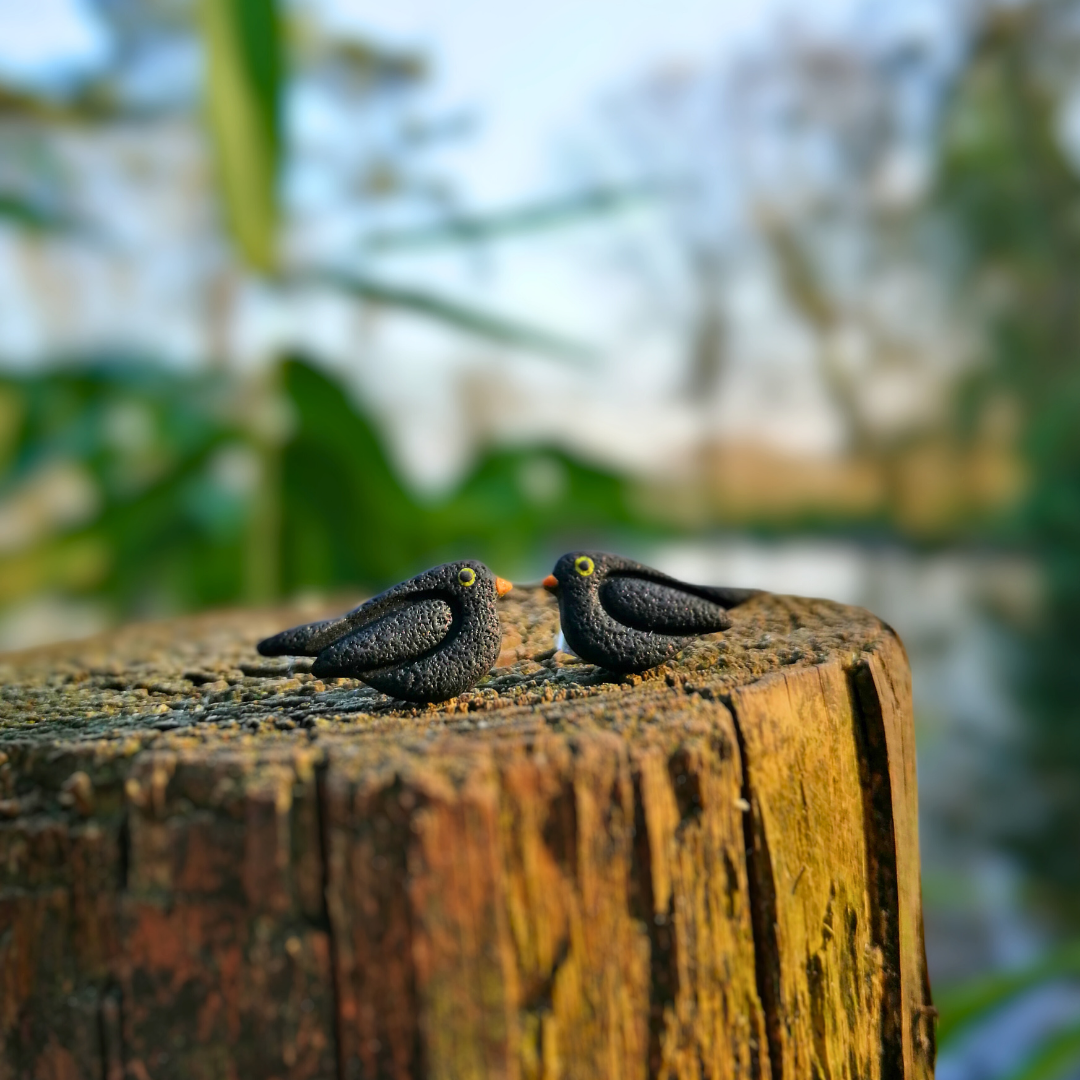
left=0, top=587, right=934, bottom=1080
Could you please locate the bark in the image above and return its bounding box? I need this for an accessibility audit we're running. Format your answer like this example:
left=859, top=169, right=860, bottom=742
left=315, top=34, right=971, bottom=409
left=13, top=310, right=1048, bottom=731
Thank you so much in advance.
left=0, top=588, right=934, bottom=1080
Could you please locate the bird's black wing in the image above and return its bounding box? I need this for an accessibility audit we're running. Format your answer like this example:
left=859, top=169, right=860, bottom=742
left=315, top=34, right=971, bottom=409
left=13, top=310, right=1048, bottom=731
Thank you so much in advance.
left=257, top=574, right=435, bottom=657
left=312, top=598, right=454, bottom=678
left=603, top=555, right=762, bottom=611
left=599, top=576, right=733, bottom=635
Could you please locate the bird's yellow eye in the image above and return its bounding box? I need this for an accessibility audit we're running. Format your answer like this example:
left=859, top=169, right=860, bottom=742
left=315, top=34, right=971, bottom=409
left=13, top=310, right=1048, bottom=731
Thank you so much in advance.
left=574, top=555, right=594, bottom=577
left=458, top=567, right=476, bottom=587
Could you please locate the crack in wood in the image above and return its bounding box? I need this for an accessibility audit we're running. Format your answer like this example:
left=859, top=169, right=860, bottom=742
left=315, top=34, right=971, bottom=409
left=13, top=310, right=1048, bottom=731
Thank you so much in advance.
left=728, top=698, right=785, bottom=1080
left=630, top=767, right=680, bottom=1080
left=850, top=661, right=913, bottom=1080
left=97, top=983, right=124, bottom=1080
left=314, top=763, right=346, bottom=1080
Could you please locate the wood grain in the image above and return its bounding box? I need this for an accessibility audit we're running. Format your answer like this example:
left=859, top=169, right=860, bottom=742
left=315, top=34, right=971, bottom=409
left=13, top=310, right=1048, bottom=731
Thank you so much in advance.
left=0, top=588, right=933, bottom=1079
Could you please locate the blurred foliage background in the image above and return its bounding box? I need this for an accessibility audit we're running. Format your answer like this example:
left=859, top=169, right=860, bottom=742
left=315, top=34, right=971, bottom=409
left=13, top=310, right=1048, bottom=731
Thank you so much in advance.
left=1, top=0, right=1079, bottom=1075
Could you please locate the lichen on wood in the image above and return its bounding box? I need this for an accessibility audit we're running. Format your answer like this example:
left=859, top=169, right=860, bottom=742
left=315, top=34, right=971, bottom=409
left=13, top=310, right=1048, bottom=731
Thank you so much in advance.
left=0, top=588, right=934, bottom=1080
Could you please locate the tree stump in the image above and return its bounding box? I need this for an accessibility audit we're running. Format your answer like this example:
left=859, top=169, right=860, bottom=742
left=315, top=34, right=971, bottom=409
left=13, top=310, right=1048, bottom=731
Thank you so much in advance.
left=0, top=587, right=934, bottom=1080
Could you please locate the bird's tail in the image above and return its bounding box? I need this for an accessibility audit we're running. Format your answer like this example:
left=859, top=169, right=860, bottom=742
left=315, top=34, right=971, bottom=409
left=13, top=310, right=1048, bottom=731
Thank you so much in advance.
left=257, top=615, right=349, bottom=657
left=696, top=585, right=764, bottom=609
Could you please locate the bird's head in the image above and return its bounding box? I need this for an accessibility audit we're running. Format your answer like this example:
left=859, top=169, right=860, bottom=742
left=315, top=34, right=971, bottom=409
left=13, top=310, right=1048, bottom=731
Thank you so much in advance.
left=419, top=559, right=513, bottom=603
left=543, top=551, right=617, bottom=601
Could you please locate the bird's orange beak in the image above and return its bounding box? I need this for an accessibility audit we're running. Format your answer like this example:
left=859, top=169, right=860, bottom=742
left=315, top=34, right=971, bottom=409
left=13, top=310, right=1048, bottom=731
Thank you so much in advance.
left=542, top=574, right=558, bottom=591
left=496, top=577, right=513, bottom=597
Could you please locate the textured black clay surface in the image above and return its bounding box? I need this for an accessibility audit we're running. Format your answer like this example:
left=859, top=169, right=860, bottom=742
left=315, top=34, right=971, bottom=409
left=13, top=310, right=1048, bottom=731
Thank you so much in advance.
left=549, top=551, right=761, bottom=674
left=312, top=599, right=453, bottom=676
left=258, top=561, right=504, bottom=703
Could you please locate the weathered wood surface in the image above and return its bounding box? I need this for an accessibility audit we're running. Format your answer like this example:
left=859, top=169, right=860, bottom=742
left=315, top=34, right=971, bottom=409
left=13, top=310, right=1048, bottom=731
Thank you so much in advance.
left=0, top=588, right=934, bottom=1080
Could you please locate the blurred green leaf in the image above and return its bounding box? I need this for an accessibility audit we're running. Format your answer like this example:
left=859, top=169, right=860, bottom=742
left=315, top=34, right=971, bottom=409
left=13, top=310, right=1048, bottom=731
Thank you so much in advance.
left=1003, top=1022, right=1080, bottom=1080
left=431, top=445, right=643, bottom=578
left=199, top=0, right=282, bottom=272
left=314, top=270, right=597, bottom=363
left=278, top=357, right=425, bottom=593
left=934, top=940, right=1080, bottom=1047
left=0, top=359, right=663, bottom=619
left=0, top=536, right=111, bottom=608
left=0, top=363, right=251, bottom=612
left=0, top=192, right=76, bottom=233
left=360, top=186, right=653, bottom=252
left=277, top=359, right=645, bottom=590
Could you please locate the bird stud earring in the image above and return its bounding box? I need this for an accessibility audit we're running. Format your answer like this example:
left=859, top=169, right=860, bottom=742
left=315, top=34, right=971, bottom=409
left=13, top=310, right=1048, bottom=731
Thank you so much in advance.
left=542, top=551, right=760, bottom=673
left=258, top=560, right=513, bottom=704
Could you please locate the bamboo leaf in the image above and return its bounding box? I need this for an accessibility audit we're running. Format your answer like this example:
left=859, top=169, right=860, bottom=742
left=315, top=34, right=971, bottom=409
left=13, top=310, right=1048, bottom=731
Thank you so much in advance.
left=313, top=270, right=597, bottom=363
left=199, top=0, right=282, bottom=273
left=360, top=185, right=654, bottom=252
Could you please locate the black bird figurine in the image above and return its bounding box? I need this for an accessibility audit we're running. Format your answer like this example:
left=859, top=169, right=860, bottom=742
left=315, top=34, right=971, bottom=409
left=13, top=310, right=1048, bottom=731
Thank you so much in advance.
left=257, top=560, right=513, bottom=703
left=542, top=551, right=760, bottom=674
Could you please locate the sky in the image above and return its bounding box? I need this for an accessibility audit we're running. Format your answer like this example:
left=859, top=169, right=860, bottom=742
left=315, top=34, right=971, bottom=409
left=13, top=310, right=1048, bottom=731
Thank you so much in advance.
left=320, top=0, right=859, bottom=205
left=0, top=0, right=108, bottom=83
